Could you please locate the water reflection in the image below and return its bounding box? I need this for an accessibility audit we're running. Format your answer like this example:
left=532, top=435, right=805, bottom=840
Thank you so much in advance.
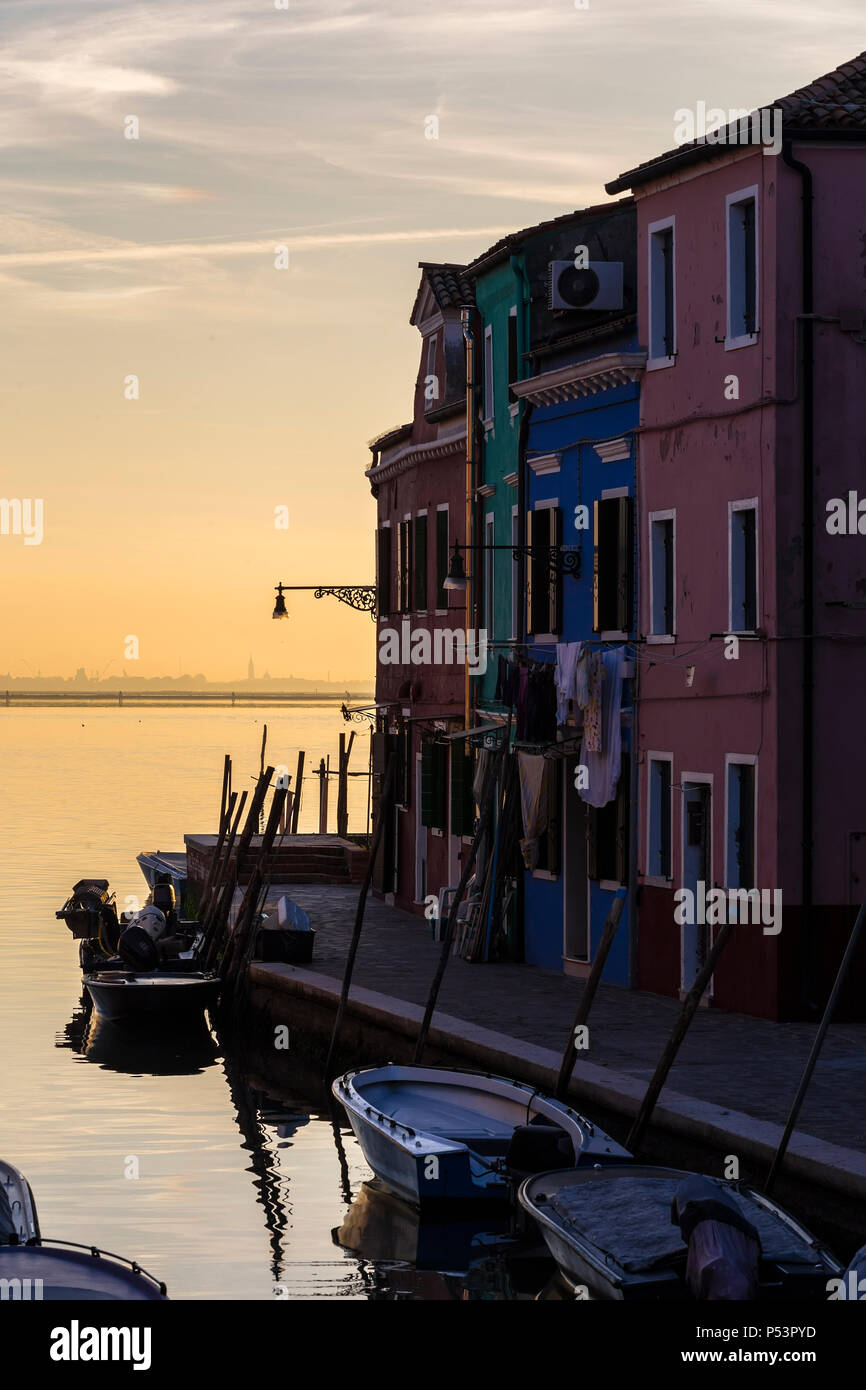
left=57, top=999, right=221, bottom=1076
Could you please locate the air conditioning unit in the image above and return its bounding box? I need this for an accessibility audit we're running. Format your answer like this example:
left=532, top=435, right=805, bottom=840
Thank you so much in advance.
left=548, top=260, right=623, bottom=311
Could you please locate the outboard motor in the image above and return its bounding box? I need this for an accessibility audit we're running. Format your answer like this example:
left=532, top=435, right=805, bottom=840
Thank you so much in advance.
left=672, top=1176, right=760, bottom=1301
left=117, top=905, right=167, bottom=971
left=151, top=875, right=178, bottom=930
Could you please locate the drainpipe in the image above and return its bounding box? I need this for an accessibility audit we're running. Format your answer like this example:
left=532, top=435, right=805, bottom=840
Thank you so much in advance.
left=782, top=140, right=815, bottom=1010
left=461, top=306, right=476, bottom=732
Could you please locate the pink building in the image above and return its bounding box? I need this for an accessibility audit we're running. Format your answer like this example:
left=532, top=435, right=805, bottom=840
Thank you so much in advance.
left=606, top=53, right=866, bottom=1018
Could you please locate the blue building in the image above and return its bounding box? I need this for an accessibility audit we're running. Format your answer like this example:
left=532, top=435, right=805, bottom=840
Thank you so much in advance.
left=468, top=201, right=644, bottom=982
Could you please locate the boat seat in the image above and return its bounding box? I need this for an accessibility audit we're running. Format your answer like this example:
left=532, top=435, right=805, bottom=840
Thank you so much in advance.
left=360, top=1083, right=517, bottom=1140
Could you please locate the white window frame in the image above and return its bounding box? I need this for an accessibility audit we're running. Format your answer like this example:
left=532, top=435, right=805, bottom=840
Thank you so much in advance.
left=723, top=753, right=758, bottom=890
left=484, top=513, right=495, bottom=635
left=483, top=324, right=494, bottom=427
left=511, top=505, right=519, bottom=640
left=531, top=496, right=560, bottom=643
left=435, top=503, right=449, bottom=615
left=647, top=215, right=676, bottom=370
left=725, top=185, right=759, bottom=351
left=648, top=508, right=676, bottom=643
left=728, top=498, right=759, bottom=634
left=645, top=752, right=674, bottom=887
left=415, top=508, right=428, bottom=614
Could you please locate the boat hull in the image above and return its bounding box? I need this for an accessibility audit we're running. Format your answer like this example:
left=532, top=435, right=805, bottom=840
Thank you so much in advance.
left=85, top=971, right=220, bottom=1023
left=333, top=1064, right=631, bottom=1208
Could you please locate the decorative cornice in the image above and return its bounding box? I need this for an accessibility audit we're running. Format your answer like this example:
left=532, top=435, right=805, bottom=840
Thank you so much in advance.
left=511, top=351, right=647, bottom=406
left=527, top=453, right=561, bottom=476
left=477, top=483, right=496, bottom=498
left=595, top=437, right=632, bottom=462
left=365, top=427, right=466, bottom=485
left=503, top=472, right=519, bottom=487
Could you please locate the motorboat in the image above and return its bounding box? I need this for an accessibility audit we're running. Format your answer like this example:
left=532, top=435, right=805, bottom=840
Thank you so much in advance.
left=332, top=1063, right=631, bottom=1206
left=0, top=1158, right=167, bottom=1300
left=518, top=1164, right=841, bottom=1300
left=84, top=967, right=221, bottom=1024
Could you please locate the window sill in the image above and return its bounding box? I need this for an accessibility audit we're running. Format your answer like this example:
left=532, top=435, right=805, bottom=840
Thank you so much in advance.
left=598, top=879, right=625, bottom=892
left=724, top=334, right=758, bottom=352
left=532, top=870, right=559, bottom=882
left=643, top=875, right=674, bottom=889
left=599, top=630, right=628, bottom=642
left=647, top=355, right=676, bottom=371
left=646, top=633, right=676, bottom=645
left=430, top=827, right=444, bottom=838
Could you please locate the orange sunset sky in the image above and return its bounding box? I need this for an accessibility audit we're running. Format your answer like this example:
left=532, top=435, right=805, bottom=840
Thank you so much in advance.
left=1, top=0, right=861, bottom=680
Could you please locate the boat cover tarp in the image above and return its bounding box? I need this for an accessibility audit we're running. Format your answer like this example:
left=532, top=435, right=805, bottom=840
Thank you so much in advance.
left=548, top=1176, right=809, bottom=1274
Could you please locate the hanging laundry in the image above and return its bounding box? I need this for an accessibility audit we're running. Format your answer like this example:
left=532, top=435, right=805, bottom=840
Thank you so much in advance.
left=515, top=666, right=530, bottom=739
left=582, top=651, right=604, bottom=753
left=555, top=641, right=583, bottom=724
left=578, top=647, right=625, bottom=808
left=517, top=752, right=553, bottom=871
left=575, top=647, right=590, bottom=708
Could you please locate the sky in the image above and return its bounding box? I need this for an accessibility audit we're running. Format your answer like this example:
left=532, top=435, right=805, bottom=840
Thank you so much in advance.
left=1, top=0, right=863, bottom=680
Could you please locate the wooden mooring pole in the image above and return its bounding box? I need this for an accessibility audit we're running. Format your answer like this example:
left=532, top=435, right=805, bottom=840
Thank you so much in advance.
left=626, top=918, right=736, bottom=1156
left=323, top=755, right=397, bottom=1082
left=555, top=891, right=625, bottom=1100
left=765, top=902, right=866, bottom=1195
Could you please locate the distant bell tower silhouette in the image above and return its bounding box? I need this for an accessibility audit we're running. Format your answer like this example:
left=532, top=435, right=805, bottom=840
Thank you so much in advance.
left=248, top=655, right=255, bottom=681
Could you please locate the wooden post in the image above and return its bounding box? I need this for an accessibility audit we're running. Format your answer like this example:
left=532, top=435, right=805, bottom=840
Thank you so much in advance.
left=290, top=751, right=305, bottom=834
left=203, top=767, right=273, bottom=967
left=626, top=919, right=736, bottom=1156
left=555, top=892, right=626, bottom=1100
left=324, top=755, right=397, bottom=1081
left=765, top=903, right=866, bottom=1194
left=412, top=745, right=503, bottom=1065
left=318, top=757, right=328, bottom=833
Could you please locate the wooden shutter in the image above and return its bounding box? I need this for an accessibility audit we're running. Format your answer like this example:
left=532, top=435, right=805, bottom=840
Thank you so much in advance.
left=398, top=520, right=413, bottom=612
left=421, top=739, right=447, bottom=830
left=507, top=313, right=518, bottom=403
left=435, top=510, right=449, bottom=609
left=414, top=515, right=428, bottom=611
left=550, top=506, right=563, bottom=635
left=592, top=501, right=600, bottom=632
left=376, top=527, right=391, bottom=617
left=616, top=497, right=634, bottom=632
left=528, top=508, right=552, bottom=635
left=615, top=751, right=630, bottom=885
left=450, top=747, right=475, bottom=836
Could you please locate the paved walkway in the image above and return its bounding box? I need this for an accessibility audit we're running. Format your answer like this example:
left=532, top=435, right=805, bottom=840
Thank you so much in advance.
left=262, top=884, right=866, bottom=1155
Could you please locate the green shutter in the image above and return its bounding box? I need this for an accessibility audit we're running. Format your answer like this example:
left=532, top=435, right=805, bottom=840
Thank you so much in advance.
left=436, top=510, right=449, bottom=609
left=420, top=739, right=436, bottom=827
left=450, top=747, right=475, bottom=836
left=414, top=515, right=428, bottom=610
left=550, top=506, right=563, bottom=635
left=376, top=528, right=391, bottom=616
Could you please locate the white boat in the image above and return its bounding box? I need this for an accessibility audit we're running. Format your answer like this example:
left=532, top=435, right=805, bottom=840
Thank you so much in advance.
left=519, top=1164, right=842, bottom=1300
left=0, top=1159, right=167, bottom=1299
left=332, top=1064, right=631, bottom=1206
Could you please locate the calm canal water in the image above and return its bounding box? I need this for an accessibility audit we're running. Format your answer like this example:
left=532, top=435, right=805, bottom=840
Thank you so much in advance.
left=0, top=706, right=548, bottom=1300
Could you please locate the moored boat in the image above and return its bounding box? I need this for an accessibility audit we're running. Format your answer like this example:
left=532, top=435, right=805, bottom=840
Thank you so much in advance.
left=84, top=968, right=221, bottom=1024
left=332, top=1063, right=631, bottom=1207
left=518, top=1164, right=841, bottom=1300
left=0, top=1159, right=167, bottom=1299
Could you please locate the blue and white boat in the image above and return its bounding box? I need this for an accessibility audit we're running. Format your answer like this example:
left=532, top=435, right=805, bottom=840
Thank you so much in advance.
left=0, top=1159, right=167, bottom=1299
left=332, top=1064, right=631, bottom=1206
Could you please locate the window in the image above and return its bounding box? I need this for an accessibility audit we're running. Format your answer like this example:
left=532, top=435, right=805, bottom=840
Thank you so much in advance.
left=526, top=505, right=562, bottom=636
left=435, top=506, right=449, bottom=610
left=729, top=501, right=758, bottom=632
left=484, top=515, right=495, bottom=635
left=414, top=513, right=428, bottom=611
left=649, top=512, right=675, bottom=637
left=507, top=308, right=518, bottom=403
left=450, top=747, right=476, bottom=837
left=588, top=752, right=630, bottom=883
left=376, top=525, right=391, bottom=617
left=398, top=517, right=413, bottom=613
left=426, top=334, right=437, bottom=382
left=420, top=738, right=448, bottom=831
left=726, top=759, right=756, bottom=889
left=727, top=189, right=758, bottom=345
left=511, top=506, right=519, bottom=640
left=593, top=495, right=633, bottom=633
left=483, top=325, right=494, bottom=423
left=648, top=218, right=676, bottom=364
left=647, top=755, right=673, bottom=880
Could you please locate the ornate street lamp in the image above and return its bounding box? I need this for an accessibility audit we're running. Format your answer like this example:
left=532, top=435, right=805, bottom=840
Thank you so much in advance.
left=272, top=582, right=376, bottom=621
left=442, top=539, right=581, bottom=592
